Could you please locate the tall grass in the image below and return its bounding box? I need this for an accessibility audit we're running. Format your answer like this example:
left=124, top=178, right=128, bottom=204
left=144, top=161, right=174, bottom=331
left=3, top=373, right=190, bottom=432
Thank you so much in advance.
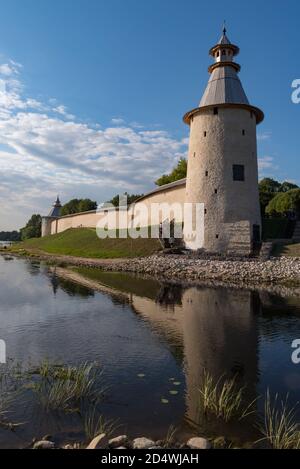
left=83, top=406, right=119, bottom=440
left=198, top=371, right=256, bottom=422
left=259, top=391, right=300, bottom=449
left=162, top=424, right=177, bottom=448
left=31, top=361, right=104, bottom=413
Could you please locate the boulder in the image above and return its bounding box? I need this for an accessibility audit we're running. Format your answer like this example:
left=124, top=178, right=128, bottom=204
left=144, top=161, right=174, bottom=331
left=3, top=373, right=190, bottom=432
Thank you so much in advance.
left=109, top=435, right=128, bottom=448
left=187, top=437, right=211, bottom=450
left=33, top=440, right=55, bottom=450
left=132, top=437, right=156, bottom=449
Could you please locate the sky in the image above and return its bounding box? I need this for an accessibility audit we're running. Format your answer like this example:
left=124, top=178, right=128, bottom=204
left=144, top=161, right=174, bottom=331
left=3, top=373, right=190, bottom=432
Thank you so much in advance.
left=0, top=0, right=299, bottom=230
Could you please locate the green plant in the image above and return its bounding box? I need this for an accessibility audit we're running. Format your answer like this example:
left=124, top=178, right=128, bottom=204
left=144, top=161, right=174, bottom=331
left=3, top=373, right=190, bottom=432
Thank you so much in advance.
left=258, top=391, right=300, bottom=449
left=198, top=371, right=256, bottom=422
left=83, top=406, right=119, bottom=440
left=31, top=361, right=104, bottom=413
left=162, top=424, right=177, bottom=448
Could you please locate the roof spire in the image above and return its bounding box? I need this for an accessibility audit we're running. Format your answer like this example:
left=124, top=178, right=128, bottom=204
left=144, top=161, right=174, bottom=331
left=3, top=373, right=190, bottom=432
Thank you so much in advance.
left=223, top=20, right=226, bottom=35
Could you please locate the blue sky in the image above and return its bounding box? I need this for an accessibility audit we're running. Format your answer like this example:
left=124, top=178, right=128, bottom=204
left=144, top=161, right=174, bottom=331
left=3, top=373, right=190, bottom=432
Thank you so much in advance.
left=0, top=0, right=299, bottom=230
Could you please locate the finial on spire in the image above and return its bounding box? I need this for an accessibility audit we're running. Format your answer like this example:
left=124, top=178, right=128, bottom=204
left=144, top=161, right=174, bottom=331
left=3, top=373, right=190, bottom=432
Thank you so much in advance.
left=223, top=20, right=226, bottom=35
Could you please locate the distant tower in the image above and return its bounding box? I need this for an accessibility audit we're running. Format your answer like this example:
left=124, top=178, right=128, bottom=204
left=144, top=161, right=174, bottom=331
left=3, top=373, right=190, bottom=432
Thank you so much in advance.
left=41, top=196, right=62, bottom=237
left=184, top=28, right=264, bottom=255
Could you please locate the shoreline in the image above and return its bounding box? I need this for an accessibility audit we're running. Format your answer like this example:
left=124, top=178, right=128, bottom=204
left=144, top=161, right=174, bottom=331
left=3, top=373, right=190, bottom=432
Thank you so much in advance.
left=3, top=248, right=300, bottom=296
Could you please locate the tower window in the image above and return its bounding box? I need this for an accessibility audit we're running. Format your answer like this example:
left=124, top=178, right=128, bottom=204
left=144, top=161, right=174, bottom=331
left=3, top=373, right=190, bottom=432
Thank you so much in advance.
left=204, top=209, right=207, bottom=214
left=204, top=131, right=207, bottom=137
left=205, top=171, right=208, bottom=177
left=193, top=152, right=196, bottom=158
left=213, top=107, right=218, bottom=115
left=214, top=189, right=218, bottom=194
left=222, top=50, right=226, bottom=56
left=242, top=129, right=245, bottom=136
left=233, top=164, right=245, bottom=181
left=216, top=234, right=219, bottom=239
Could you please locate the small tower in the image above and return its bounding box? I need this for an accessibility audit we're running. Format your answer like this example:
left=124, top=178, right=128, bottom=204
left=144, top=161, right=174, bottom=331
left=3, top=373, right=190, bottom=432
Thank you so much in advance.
left=184, top=28, right=264, bottom=255
left=41, top=196, right=62, bottom=237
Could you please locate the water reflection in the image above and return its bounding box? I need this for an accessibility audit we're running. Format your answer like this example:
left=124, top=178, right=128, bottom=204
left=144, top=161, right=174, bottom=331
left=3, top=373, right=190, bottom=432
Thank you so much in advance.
left=0, top=255, right=300, bottom=447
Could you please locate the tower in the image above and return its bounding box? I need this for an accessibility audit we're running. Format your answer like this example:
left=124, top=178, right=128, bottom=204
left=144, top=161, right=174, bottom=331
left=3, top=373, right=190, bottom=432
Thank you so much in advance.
left=41, top=196, right=62, bottom=237
left=184, top=28, right=264, bottom=255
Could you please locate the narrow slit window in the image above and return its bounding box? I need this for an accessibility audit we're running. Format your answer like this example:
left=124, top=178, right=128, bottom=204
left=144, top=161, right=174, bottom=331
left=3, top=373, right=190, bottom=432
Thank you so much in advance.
left=213, top=107, right=218, bottom=115
left=216, top=234, right=219, bottom=239
left=193, top=152, right=196, bottom=158
left=204, top=131, right=207, bottom=137
left=242, top=129, right=245, bottom=136
left=204, top=209, right=207, bottom=214
left=214, top=189, right=218, bottom=194
left=205, top=171, right=208, bottom=177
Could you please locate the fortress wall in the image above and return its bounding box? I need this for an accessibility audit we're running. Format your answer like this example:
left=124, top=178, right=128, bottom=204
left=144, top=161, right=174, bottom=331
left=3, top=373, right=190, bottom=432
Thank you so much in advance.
left=49, top=183, right=186, bottom=235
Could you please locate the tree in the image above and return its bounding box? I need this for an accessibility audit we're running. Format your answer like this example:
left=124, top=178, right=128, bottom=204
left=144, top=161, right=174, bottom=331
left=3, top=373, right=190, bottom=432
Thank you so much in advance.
left=155, top=158, right=187, bottom=186
left=280, top=181, right=299, bottom=193
left=259, top=178, right=299, bottom=216
left=60, top=199, right=97, bottom=216
left=266, top=189, right=300, bottom=217
left=0, top=231, right=21, bottom=242
left=107, top=193, right=144, bottom=208
left=20, top=214, right=42, bottom=240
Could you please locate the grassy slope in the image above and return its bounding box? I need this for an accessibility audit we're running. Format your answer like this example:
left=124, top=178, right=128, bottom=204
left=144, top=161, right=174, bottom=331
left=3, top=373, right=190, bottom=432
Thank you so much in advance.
left=273, top=243, right=300, bottom=258
left=14, top=228, right=162, bottom=259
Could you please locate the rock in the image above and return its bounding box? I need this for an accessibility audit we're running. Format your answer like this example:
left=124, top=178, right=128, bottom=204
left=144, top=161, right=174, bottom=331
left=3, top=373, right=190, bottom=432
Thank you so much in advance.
left=116, top=446, right=127, bottom=449
left=132, top=437, right=156, bottom=449
left=86, top=433, right=108, bottom=450
left=109, top=435, right=128, bottom=448
left=187, top=437, right=211, bottom=450
left=33, top=440, right=55, bottom=450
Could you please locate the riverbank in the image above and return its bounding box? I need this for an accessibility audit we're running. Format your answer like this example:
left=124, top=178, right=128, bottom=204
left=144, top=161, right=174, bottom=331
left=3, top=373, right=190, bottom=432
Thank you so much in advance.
left=4, top=248, right=300, bottom=293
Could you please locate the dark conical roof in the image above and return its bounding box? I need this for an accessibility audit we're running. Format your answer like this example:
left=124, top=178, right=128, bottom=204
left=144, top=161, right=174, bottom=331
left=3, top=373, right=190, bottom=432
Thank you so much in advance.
left=48, top=196, right=62, bottom=218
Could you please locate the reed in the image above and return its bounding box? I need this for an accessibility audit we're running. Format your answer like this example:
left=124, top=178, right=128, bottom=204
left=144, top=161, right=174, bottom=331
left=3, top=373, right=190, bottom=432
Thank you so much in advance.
left=83, top=406, right=119, bottom=440
left=198, top=371, right=256, bottom=422
left=258, top=390, right=300, bottom=449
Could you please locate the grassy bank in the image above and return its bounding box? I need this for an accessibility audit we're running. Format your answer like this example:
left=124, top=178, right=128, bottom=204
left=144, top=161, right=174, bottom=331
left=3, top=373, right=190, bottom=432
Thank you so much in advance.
left=12, top=228, right=162, bottom=259
left=273, top=243, right=300, bottom=258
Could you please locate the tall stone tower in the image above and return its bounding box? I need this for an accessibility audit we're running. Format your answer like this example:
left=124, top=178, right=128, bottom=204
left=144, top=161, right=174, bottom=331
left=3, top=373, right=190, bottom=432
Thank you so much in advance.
left=184, top=28, right=264, bottom=255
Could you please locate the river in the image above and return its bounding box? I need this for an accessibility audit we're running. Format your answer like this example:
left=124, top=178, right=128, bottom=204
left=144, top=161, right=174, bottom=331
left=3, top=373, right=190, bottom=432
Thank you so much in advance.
left=0, top=255, right=299, bottom=448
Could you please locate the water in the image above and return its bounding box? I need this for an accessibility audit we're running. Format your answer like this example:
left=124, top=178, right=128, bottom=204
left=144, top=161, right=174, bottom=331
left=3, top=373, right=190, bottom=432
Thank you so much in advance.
left=0, top=255, right=300, bottom=448
left=0, top=241, right=13, bottom=248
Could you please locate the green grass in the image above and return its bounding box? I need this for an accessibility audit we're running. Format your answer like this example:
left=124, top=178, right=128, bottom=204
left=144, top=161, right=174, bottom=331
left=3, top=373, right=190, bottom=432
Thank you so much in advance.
left=198, top=371, right=256, bottom=423
left=273, top=243, right=300, bottom=258
left=12, top=228, right=162, bottom=259
left=258, top=391, right=300, bottom=449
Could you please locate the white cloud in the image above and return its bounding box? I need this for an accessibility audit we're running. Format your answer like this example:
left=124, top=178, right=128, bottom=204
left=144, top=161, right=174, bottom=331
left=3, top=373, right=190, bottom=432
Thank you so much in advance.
left=0, top=60, right=188, bottom=230
left=111, top=117, right=125, bottom=125
left=257, top=131, right=272, bottom=141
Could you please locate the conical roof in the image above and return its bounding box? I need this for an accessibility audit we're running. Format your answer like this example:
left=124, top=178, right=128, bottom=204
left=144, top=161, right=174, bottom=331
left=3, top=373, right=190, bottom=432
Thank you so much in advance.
left=183, top=29, right=264, bottom=124
left=199, top=64, right=249, bottom=107
left=48, top=196, right=62, bottom=218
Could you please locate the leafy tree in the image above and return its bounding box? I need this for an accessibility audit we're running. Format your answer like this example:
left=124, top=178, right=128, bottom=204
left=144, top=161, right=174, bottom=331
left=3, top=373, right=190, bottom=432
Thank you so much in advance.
left=0, top=231, right=21, bottom=242
left=266, top=189, right=300, bottom=217
left=280, top=181, right=299, bottom=193
left=259, top=178, right=281, bottom=194
left=155, top=158, right=187, bottom=186
left=259, top=178, right=299, bottom=216
left=60, top=199, right=97, bottom=216
left=20, top=214, right=42, bottom=240
left=107, top=193, right=144, bottom=208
